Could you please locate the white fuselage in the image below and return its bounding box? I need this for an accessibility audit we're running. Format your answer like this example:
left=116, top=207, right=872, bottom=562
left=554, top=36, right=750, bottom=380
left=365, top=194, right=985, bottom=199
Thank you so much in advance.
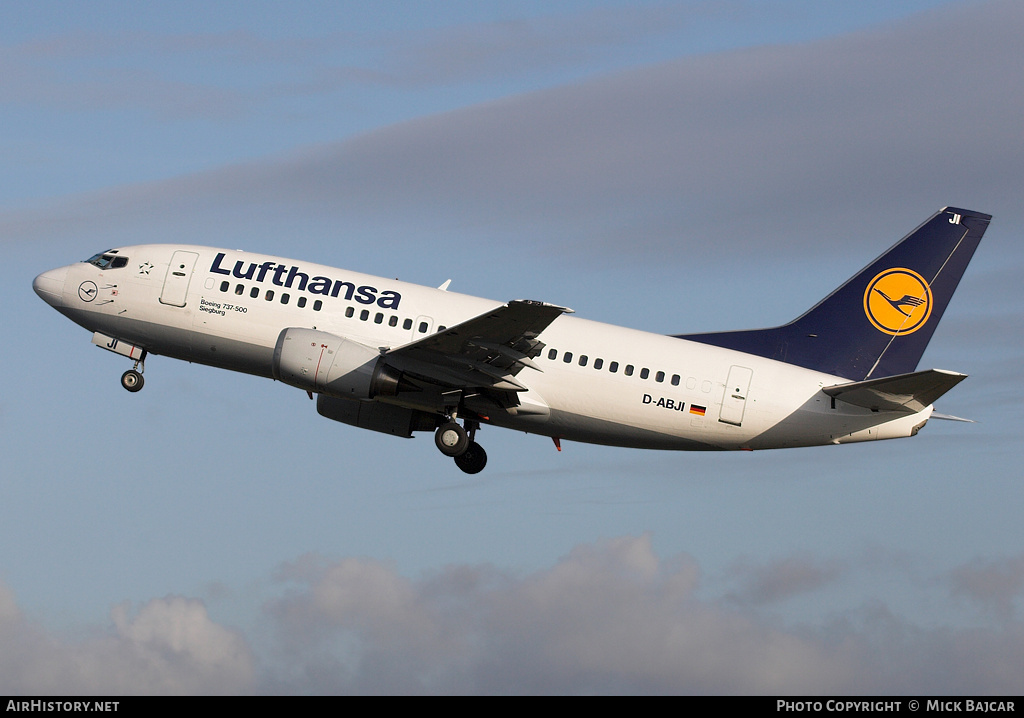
left=36, top=244, right=932, bottom=452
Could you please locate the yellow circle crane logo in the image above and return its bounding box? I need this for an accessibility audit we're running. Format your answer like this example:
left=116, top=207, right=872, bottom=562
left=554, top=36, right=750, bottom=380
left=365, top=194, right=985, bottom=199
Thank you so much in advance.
left=863, top=268, right=932, bottom=336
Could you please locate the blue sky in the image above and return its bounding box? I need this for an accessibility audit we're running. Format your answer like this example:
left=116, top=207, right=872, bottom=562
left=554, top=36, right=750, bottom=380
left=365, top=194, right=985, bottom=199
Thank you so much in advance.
left=3, top=0, right=1024, bottom=694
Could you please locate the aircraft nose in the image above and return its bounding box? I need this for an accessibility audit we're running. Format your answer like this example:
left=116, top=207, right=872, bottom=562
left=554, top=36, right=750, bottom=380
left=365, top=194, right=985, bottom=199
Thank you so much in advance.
left=33, top=266, right=68, bottom=308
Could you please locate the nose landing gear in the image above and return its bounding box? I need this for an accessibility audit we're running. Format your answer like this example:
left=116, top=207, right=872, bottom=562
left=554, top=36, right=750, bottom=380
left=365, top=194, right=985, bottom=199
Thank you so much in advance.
left=434, top=417, right=488, bottom=474
left=121, top=369, right=144, bottom=392
left=120, top=353, right=147, bottom=393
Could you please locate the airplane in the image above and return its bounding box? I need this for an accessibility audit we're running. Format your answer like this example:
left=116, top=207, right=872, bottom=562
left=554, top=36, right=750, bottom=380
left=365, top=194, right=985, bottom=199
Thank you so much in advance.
left=32, top=206, right=989, bottom=474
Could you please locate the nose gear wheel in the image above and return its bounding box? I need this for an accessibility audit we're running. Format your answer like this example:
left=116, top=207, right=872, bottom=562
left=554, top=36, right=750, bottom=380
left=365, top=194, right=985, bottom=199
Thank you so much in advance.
left=121, top=370, right=144, bottom=392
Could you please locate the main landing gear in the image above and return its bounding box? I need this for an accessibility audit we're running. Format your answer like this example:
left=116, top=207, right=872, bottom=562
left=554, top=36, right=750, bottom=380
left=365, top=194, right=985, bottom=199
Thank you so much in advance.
left=120, top=354, right=147, bottom=393
left=435, top=417, right=487, bottom=474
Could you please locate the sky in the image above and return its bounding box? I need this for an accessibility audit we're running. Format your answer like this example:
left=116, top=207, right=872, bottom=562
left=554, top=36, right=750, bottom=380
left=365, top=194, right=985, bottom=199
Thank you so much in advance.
left=2, top=0, right=1023, bottom=695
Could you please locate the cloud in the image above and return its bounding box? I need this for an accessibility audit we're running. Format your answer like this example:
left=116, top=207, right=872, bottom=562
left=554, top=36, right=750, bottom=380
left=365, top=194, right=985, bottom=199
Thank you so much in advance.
left=0, top=587, right=255, bottom=695
left=725, top=552, right=846, bottom=605
left=948, top=554, right=1024, bottom=622
left=3, top=537, right=1024, bottom=694
left=0, top=33, right=254, bottom=120
left=0, top=4, right=701, bottom=120
left=262, top=536, right=1024, bottom=694
left=5, top=0, right=1023, bottom=266
left=379, top=3, right=711, bottom=86
left=265, top=535, right=847, bottom=694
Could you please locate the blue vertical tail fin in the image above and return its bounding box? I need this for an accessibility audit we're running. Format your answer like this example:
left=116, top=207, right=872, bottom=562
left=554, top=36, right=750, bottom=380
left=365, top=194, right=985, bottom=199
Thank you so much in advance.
left=677, top=207, right=991, bottom=380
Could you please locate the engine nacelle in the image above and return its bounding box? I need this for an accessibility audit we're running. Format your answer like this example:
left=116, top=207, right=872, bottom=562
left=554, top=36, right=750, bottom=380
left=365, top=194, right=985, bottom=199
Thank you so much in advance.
left=317, top=395, right=437, bottom=438
left=272, top=327, right=402, bottom=399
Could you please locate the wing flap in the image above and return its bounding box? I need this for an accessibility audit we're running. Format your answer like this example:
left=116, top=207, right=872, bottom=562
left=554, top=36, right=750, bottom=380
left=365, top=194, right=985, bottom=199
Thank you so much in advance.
left=385, top=299, right=572, bottom=391
left=822, top=368, right=967, bottom=413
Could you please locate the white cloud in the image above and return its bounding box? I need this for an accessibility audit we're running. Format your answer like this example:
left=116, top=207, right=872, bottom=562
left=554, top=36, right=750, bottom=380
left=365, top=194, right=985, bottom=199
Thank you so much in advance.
left=0, top=588, right=255, bottom=695
left=3, top=538, right=1024, bottom=694
left=265, top=535, right=845, bottom=693
left=260, top=536, right=1024, bottom=694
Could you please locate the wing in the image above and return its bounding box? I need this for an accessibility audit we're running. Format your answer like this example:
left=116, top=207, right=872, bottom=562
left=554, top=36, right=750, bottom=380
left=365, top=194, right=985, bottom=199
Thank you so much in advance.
left=384, top=299, right=573, bottom=393
left=822, top=368, right=967, bottom=413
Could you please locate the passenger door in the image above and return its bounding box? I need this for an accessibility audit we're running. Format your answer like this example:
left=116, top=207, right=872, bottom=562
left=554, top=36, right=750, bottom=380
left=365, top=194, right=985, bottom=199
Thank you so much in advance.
left=719, top=365, right=753, bottom=426
left=159, top=251, right=199, bottom=307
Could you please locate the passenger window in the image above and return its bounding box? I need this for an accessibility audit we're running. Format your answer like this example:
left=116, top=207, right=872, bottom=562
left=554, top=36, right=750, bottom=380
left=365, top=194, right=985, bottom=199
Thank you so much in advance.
left=298, top=296, right=307, bottom=308
left=389, top=316, right=398, bottom=327
left=265, top=290, right=275, bottom=301
left=563, top=352, right=573, bottom=363
left=640, top=368, right=650, bottom=380
left=438, top=326, right=446, bottom=332
left=250, top=287, right=259, bottom=299
left=281, top=293, right=290, bottom=304
left=403, top=318, right=413, bottom=330
left=656, top=371, right=665, bottom=383
left=313, top=300, right=323, bottom=311
left=418, top=322, right=428, bottom=333
left=548, top=349, right=557, bottom=360
left=220, top=281, right=229, bottom=292
left=360, top=309, right=369, bottom=321
left=579, top=355, right=588, bottom=367
left=594, top=358, right=603, bottom=370
left=671, top=374, right=680, bottom=386
left=625, top=365, right=634, bottom=376
left=374, top=313, right=383, bottom=324
left=609, top=361, right=619, bottom=373
left=235, top=284, right=244, bottom=295
left=346, top=307, right=354, bottom=318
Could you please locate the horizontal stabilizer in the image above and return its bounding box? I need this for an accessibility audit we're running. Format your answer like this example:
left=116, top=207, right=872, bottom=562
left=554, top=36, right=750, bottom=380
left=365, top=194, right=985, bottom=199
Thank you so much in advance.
left=822, top=368, right=967, bottom=413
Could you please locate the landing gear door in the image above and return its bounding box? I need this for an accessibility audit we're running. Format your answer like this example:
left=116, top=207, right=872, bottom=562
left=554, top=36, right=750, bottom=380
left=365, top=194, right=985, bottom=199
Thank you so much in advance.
left=719, top=365, right=753, bottom=426
left=160, top=251, right=199, bottom=307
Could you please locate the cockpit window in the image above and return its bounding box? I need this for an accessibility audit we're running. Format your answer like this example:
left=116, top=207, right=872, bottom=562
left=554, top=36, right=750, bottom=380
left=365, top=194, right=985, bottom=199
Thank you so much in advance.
left=84, top=251, right=114, bottom=268
left=84, top=250, right=128, bottom=269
